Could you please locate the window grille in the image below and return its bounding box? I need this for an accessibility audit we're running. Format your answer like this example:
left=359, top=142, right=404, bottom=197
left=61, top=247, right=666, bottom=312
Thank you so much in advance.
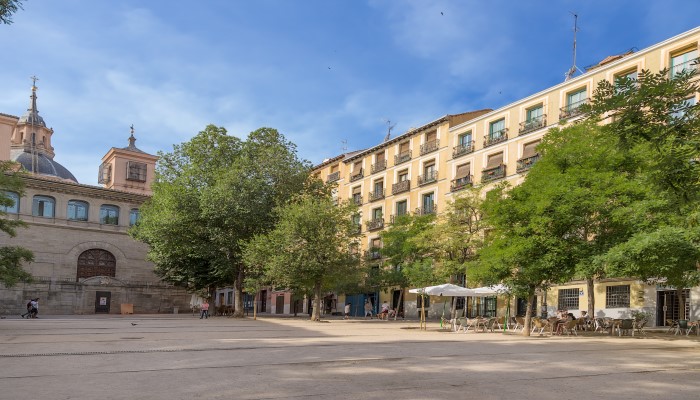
left=558, top=288, right=580, bottom=310
left=605, top=285, right=630, bottom=308
left=126, top=161, right=147, bottom=182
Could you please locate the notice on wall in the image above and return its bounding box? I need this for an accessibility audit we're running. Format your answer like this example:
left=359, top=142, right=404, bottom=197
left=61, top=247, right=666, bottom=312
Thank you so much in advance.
left=100, top=297, right=107, bottom=306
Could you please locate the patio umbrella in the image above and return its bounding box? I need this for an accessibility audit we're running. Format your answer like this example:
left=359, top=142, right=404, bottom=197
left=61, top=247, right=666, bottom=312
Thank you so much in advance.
left=471, top=284, right=510, bottom=296
left=409, top=284, right=477, bottom=329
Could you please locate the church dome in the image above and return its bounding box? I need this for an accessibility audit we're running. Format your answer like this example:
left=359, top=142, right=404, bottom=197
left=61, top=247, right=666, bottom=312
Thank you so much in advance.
left=11, top=149, right=78, bottom=183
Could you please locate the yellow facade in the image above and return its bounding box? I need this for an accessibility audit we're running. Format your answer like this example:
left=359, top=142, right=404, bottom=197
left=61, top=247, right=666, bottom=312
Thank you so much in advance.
left=311, top=27, right=700, bottom=323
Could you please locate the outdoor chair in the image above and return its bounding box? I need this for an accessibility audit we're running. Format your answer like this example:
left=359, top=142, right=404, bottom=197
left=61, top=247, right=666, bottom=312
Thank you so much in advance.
left=454, top=317, right=469, bottom=332
left=675, top=319, right=691, bottom=336
left=496, top=316, right=509, bottom=330
left=634, top=319, right=648, bottom=336
left=531, top=318, right=549, bottom=335
left=478, top=317, right=498, bottom=333
left=514, top=317, right=525, bottom=332
left=457, top=317, right=478, bottom=333
left=594, top=318, right=608, bottom=333
left=618, top=319, right=634, bottom=336
left=561, top=319, right=578, bottom=336
left=666, top=319, right=678, bottom=334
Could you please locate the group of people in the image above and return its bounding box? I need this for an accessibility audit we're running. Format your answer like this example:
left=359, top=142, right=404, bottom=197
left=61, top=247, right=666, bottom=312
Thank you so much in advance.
left=344, top=299, right=394, bottom=320
left=553, top=309, right=590, bottom=334
left=20, top=298, right=39, bottom=319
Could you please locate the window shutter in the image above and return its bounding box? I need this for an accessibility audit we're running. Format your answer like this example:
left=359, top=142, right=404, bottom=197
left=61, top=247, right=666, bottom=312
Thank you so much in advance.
left=522, top=141, right=540, bottom=158
left=376, top=152, right=385, bottom=163
left=352, top=186, right=361, bottom=195
left=486, top=153, right=503, bottom=168
left=455, top=163, right=470, bottom=179
left=426, top=131, right=437, bottom=142
left=399, top=142, right=409, bottom=153
left=354, top=161, right=362, bottom=171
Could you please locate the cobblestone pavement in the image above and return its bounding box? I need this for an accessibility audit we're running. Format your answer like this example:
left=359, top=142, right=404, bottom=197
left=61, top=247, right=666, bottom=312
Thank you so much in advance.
left=1, top=315, right=699, bottom=400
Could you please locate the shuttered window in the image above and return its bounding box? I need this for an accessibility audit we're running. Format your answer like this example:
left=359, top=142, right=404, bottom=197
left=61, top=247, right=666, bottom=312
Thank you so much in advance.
left=455, top=163, right=470, bottom=179
left=522, top=141, right=540, bottom=158
left=399, top=142, right=410, bottom=153
left=376, top=152, right=385, bottom=163
left=426, top=131, right=437, bottom=142
left=486, top=153, right=503, bottom=168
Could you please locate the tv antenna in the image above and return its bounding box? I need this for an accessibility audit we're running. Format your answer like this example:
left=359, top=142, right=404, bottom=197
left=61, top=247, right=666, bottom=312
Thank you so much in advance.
left=383, top=119, right=396, bottom=142
left=341, top=139, right=348, bottom=152
left=564, top=13, right=583, bottom=81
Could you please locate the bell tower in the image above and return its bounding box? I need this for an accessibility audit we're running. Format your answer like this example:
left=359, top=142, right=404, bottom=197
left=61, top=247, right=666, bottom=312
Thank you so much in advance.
left=99, top=125, right=158, bottom=195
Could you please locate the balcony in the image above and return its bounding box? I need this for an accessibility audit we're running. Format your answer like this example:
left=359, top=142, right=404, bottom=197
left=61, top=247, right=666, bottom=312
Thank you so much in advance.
left=392, top=180, right=410, bottom=195
left=326, top=171, right=340, bottom=183
left=349, top=168, right=364, bottom=182
left=368, top=188, right=385, bottom=202
left=450, top=175, right=472, bottom=192
left=353, top=224, right=362, bottom=234
left=482, top=164, right=506, bottom=183
left=371, top=160, right=387, bottom=174
left=364, top=249, right=382, bottom=260
left=670, top=58, right=699, bottom=79
left=452, top=141, right=475, bottom=158
left=366, top=218, right=385, bottom=231
left=519, top=115, right=546, bottom=135
left=420, top=139, right=439, bottom=155
left=559, top=98, right=588, bottom=120
left=394, top=151, right=412, bottom=166
left=418, top=170, right=438, bottom=186
left=484, top=129, right=509, bottom=148
left=352, top=195, right=363, bottom=206
left=516, top=154, right=541, bottom=173
left=390, top=213, right=409, bottom=224
left=415, top=204, right=436, bottom=216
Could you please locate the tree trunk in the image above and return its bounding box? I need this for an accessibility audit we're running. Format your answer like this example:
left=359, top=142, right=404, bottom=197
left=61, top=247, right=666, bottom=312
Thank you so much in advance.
left=253, top=290, right=258, bottom=320
left=587, top=276, right=595, bottom=318
left=677, top=287, right=686, bottom=320
left=522, top=293, right=534, bottom=337
left=233, top=268, right=245, bottom=318
left=394, top=288, right=404, bottom=320
left=312, top=281, right=322, bottom=321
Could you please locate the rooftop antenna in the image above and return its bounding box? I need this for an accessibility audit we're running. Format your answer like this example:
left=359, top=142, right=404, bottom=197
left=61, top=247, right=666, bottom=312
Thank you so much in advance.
left=29, top=75, right=39, bottom=174
left=383, top=119, right=396, bottom=142
left=341, top=139, right=348, bottom=153
left=564, top=13, right=583, bottom=81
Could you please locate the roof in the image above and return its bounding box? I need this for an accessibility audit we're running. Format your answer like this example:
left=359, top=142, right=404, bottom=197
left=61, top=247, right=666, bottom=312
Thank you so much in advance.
left=10, top=149, right=78, bottom=183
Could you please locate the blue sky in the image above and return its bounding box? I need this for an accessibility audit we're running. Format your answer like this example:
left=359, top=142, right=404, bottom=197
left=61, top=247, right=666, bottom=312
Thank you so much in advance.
left=1, top=0, right=699, bottom=185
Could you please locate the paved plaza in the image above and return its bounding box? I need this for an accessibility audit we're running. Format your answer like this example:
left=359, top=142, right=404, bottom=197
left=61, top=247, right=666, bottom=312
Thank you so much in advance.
left=0, top=315, right=699, bottom=400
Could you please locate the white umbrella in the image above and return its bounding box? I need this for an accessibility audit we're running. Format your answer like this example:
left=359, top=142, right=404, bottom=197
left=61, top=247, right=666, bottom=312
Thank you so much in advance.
left=409, top=283, right=477, bottom=297
left=471, top=284, right=510, bottom=296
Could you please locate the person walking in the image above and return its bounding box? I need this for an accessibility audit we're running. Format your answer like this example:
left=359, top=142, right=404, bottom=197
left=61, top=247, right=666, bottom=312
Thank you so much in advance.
left=20, top=299, right=32, bottom=318
left=200, top=299, right=209, bottom=319
left=344, top=303, right=351, bottom=319
left=29, top=298, right=39, bottom=318
left=364, top=300, right=373, bottom=319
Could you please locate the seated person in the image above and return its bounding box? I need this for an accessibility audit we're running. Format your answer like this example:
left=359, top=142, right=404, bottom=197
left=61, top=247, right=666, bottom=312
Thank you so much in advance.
left=379, top=301, right=390, bottom=320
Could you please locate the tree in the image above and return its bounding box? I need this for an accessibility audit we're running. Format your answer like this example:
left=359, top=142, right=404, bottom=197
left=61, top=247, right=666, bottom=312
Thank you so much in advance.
left=0, top=0, right=24, bottom=25
left=584, top=67, right=700, bottom=318
left=132, top=126, right=310, bottom=316
left=243, top=186, right=361, bottom=321
left=0, top=161, right=33, bottom=286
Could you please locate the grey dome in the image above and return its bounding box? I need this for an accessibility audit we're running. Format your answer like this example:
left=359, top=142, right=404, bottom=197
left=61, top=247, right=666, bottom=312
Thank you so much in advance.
left=11, top=150, right=77, bottom=183
left=17, top=111, right=46, bottom=127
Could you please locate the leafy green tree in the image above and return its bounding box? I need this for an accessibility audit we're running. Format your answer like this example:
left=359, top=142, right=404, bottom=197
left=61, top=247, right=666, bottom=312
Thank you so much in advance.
left=132, top=125, right=310, bottom=316
left=0, top=0, right=24, bottom=25
left=243, top=187, right=361, bottom=321
left=0, top=161, right=33, bottom=286
left=585, top=67, right=700, bottom=317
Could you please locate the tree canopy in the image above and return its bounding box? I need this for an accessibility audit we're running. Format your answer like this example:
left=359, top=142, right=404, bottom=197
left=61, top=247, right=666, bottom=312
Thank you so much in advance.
left=0, top=0, right=24, bottom=25
left=0, top=161, right=33, bottom=287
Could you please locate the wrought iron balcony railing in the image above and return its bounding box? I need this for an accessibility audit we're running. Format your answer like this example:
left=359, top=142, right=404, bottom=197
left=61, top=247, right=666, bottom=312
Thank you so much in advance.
left=484, top=129, right=509, bottom=148
left=390, top=213, right=409, bottom=224
left=371, top=160, right=387, bottom=174
left=368, top=188, right=385, bottom=202
left=482, top=164, right=506, bottom=183
left=559, top=98, right=588, bottom=120
left=326, top=171, right=340, bottom=183
left=349, top=168, right=364, bottom=182
left=418, top=170, right=438, bottom=186
left=366, top=218, right=385, bottom=231
left=516, top=154, right=541, bottom=173
left=364, top=249, right=382, bottom=260
left=452, top=141, right=475, bottom=158
left=352, top=195, right=363, bottom=206
left=450, top=175, right=472, bottom=192
left=392, top=180, right=410, bottom=195
left=415, top=204, right=436, bottom=216
left=394, top=151, right=412, bottom=165
left=420, top=139, right=439, bottom=155
left=519, top=115, right=546, bottom=135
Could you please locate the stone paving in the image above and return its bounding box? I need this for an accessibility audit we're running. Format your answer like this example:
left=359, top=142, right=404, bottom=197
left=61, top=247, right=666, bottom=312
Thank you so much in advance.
left=0, top=314, right=699, bottom=400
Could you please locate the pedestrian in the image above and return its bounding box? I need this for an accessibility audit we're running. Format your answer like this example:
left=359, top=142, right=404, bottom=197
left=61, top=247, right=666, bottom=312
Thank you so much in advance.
left=379, top=301, right=390, bottom=320
left=200, top=299, right=209, bottom=319
left=364, top=299, right=373, bottom=319
left=344, top=302, right=351, bottom=319
left=20, top=299, right=32, bottom=318
left=29, top=298, right=39, bottom=319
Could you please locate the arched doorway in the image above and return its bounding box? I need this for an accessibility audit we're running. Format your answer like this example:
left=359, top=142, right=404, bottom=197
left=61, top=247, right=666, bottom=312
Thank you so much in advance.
left=76, top=249, right=116, bottom=280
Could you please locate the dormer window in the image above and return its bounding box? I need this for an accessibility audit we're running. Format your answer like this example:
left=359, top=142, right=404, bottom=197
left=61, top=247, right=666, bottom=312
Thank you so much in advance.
left=126, top=161, right=147, bottom=182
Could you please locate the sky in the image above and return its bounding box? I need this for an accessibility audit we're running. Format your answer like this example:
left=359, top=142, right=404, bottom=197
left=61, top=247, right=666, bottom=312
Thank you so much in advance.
left=1, top=0, right=700, bottom=185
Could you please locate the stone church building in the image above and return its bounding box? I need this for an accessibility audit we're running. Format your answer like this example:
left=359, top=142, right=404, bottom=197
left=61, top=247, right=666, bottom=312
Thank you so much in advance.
left=0, top=81, right=190, bottom=315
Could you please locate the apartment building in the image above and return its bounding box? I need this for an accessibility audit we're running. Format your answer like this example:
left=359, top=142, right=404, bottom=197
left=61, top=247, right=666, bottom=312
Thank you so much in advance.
left=312, top=26, right=700, bottom=325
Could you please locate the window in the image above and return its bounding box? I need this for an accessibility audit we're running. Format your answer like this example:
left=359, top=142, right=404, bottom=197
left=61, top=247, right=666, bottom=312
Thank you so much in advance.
left=526, top=105, right=543, bottom=123
left=557, top=288, right=580, bottom=310
left=417, top=294, right=430, bottom=309
left=670, top=48, right=699, bottom=78
left=352, top=186, right=362, bottom=205
left=32, top=195, right=55, bottom=218
left=421, top=192, right=435, bottom=214
left=129, top=208, right=140, bottom=226
left=398, top=170, right=408, bottom=182
left=671, top=96, right=697, bottom=120
left=67, top=200, right=89, bottom=221
left=99, top=205, right=119, bottom=225
left=489, top=119, right=506, bottom=140
left=76, top=249, right=116, bottom=280
left=396, top=200, right=407, bottom=216
left=374, top=180, right=383, bottom=195
left=567, top=89, right=587, bottom=110
left=1, top=191, right=20, bottom=214
left=606, top=285, right=630, bottom=308
left=458, top=131, right=472, bottom=146
left=126, top=161, right=147, bottom=182
left=372, top=207, right=383, bottom=220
